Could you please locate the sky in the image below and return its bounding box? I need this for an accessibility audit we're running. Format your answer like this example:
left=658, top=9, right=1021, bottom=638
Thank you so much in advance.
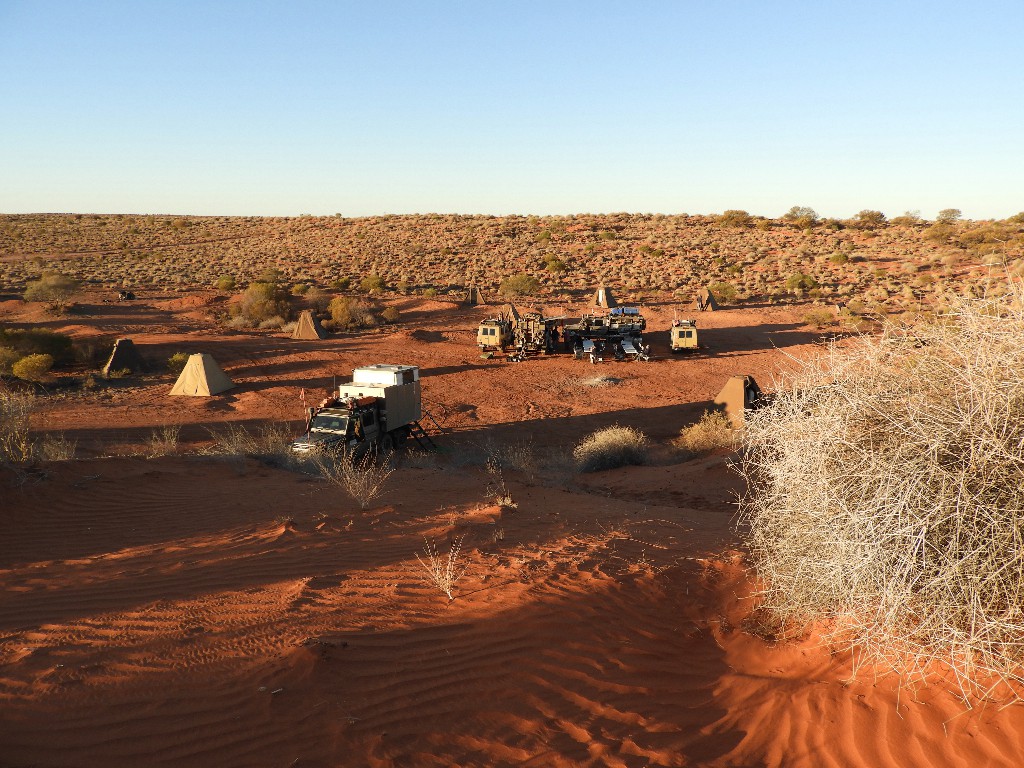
left=1, top=1, right=1021, bottom=219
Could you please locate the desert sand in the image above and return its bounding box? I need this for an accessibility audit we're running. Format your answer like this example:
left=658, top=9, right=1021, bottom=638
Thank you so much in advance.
left=3, top=291, right=1024, bottom=767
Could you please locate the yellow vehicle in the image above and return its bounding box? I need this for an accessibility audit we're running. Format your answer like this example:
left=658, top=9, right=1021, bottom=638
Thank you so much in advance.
left=477, top=318, right=513, bottom=351
left=669, top=319, right=699, bottom=352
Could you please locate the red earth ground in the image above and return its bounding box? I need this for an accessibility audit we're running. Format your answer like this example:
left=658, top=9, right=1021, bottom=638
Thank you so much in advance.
left=2, top=291, right=1023, bottom=767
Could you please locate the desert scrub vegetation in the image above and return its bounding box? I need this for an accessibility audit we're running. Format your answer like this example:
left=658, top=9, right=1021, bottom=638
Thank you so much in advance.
left=416, top=536, right=467, bottom=601
left=738, top=287, right=1024, bottom=701
left=574, top=425, right=650, bottom=472
left=499, top=272, right=540, bottom=297
left=230, top=280, right=292, bottom=327
left=676, top=411, right=736, bottom=455
left=316, top=449, right=394, bottom=510
left=328, top=296, right=378, bottom=331
left=0, top=387, right=35, bottom=463
left=23, top=270, right=79, bottom=309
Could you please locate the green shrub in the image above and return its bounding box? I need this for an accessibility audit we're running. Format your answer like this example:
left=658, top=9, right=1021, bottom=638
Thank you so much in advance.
left=499, top=273, right=541, bottom=297
left=853, top=209, right=887, bottom=229
left=23, top=271, right=79, bottom=304
left=573, top=425, right=650, bottom=472
left=717, top=210, right=753, bottom=228
left=234, top=282, right=291, bottom=324
left=802, top=308, right=834, bottom=329
left=708, top=281, right=739, bottom=303
left=380, top=306, right=401, bottom=324
left=359, top=274, right=386, bottom=294
left=0, top=328, right=74, bottom=364
left=215, top=275, right=236, bottom=291
left=329, top=296, right=377, bottom=330
left=167, top=352, right=189, bottom=373
left=828, top=252, right=849, bottom=264
left=422, top=287, right=438, bottom=298
left=13, top=353, right=53, bottom=382
left=331, top=277, right=352, bottom=291
left=0, top=347, right=20, bottom=375
left=676, top=411, right=736, bottom=455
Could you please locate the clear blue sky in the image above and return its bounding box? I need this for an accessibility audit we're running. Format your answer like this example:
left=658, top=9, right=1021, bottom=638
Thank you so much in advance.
left=1, top=1, right=1021, bottom=219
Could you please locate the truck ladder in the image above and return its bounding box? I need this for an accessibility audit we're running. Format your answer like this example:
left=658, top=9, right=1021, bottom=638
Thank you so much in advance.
left=408, top=421, right=437, bottom=451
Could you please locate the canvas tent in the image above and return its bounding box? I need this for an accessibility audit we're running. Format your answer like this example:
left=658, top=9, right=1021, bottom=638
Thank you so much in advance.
left=102, top=337, right=145, bottom=377
left=292, top=310, right=327, bottom=340
left=714, top=374, right=764, bottom=426
left=592, top=286, right=617, bottom=308
left=464, top=285, right=487, bottom=306
left=692, top=287, right=719, bottom=311
left=169, top=353, right=235, bottom=396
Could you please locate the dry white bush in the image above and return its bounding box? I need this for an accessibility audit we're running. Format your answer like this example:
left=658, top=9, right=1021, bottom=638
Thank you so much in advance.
left=317, top=448, right=394, bottom=510
left=416, top=536, right=466, bottom=601
left=148, top=424, right=180, bottom=457
left=738, top=287, right=1024, bottom=702
left=0, top=387, right=35, bottom=463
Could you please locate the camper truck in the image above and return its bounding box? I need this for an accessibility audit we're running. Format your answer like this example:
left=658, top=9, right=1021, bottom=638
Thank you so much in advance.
left=669, top=319, right=699, bottom=352
left=291, top=364, right=430, bottom=454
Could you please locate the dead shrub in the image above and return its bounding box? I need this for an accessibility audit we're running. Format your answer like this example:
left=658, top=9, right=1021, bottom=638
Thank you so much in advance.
left=0, top=387, right=35, bottom=463
left=573, top=425, right=649, bottom=472
left=416, top=536, right=466, bottom=601
left=316, top=449, right=394, bottom=510
left=738, top=287, right=1024, bottom=701
left=148, top=425, right=180, bottom=457
left=207, top=422, right=298, bottom=469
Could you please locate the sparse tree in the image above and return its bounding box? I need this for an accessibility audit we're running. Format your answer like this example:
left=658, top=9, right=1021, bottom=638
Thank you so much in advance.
left=499, top=273, right=540, bottom=297
left=854, top=210, right=888, bottom=229
left=936, top=208, right=962, bottom=224
left=717, top=210, right=754, bottom=228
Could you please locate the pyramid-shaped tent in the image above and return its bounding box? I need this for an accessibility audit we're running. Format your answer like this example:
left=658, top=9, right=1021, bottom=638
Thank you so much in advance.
left=464, top=285, right=487, bottom=306
left=102, top=338, right=146, bottom=377
left=592, top=286, right=617, bottom=308
left=692, top=287, right=719, bottom=311
left=169, top=353, right=235, bottom=396
left=714, top=374, right=764, bottom=426
left=292, top=310, right=327, bottom=340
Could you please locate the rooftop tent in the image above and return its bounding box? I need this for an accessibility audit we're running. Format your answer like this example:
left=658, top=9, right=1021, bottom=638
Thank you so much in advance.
left=714, top=374, right=764, bottom=426
left=464, top=285, right=487, bottom=305
left=102, top=337, right=146, bottom=377
left=693, top=287, right=719, bottom=311
left=292, top=310, right=327, bottom=340
left=592, top=286, right=617, bottom=308
left=169, top=353, right=235, bottom=396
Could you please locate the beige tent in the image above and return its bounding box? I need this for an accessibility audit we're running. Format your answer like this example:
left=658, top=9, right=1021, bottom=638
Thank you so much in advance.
left=292, top=310, right=327, bottom=340
left=169, top=353, right=235, bottom=396
left=102, top=338, right=145, bottom=377
left=464, top=285, right=487, bottom=306
left=592, top=286, right=617, bottom=308
left=714, top=374, right=763, bottom=426
left=692, top=287, right=719, bottom=311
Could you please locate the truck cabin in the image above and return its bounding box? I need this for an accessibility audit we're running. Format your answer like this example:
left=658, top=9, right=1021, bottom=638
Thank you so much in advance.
left=670, top=319, right=699, bottom=350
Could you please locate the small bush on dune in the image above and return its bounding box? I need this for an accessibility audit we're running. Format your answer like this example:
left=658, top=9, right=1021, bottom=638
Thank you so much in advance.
left=0, top=347, right=20, bottom=375
left=0, top=387, right=35, bottom=463
left=317, top=449, right=394, bottom=510
left=574, top=425, right=649, bottom=472
left=12, top=353, right=53, bottom=382
left=233, top=281, right=291, bottom=325
left=329, top=296, right=377, bottom=330
left=0, top=328, right=74, bottom=364
left=738, top=287, right=1024, bottom=700
left=167, top=352, right=189, bottom=373
left=676, top=410, right=736, bottom=455
left=499, top=273, right=540, bottom=297
left=23, top=271, right=79, bottom=305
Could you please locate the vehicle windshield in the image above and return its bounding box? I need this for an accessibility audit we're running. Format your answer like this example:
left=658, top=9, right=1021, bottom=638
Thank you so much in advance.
left=310, top=414, right=349, bottom=433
